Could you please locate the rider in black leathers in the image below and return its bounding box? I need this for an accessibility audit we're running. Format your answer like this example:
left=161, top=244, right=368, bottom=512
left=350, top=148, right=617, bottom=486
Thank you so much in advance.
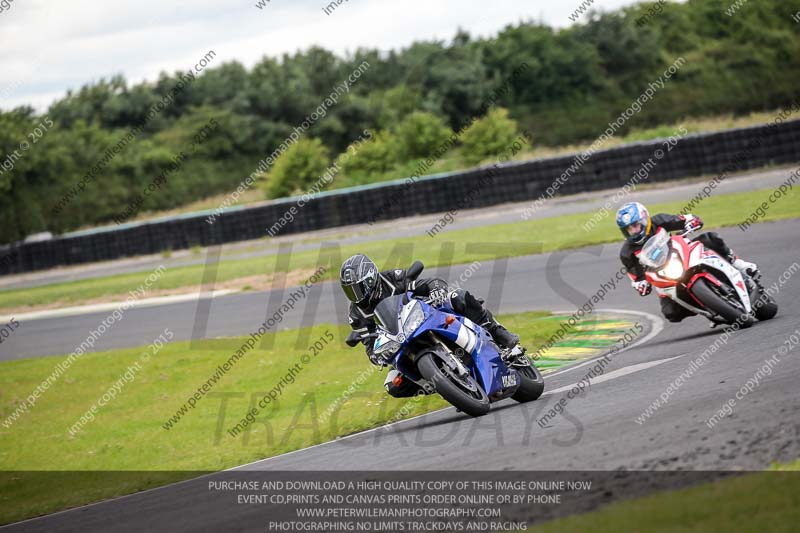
left=340, top=253, right=519, bottom=397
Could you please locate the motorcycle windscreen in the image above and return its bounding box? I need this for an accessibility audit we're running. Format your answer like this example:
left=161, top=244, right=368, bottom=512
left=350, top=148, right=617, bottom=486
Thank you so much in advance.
left=373, top=294, right=406, bottom=335
left=640, top=230, right=671, bottom=269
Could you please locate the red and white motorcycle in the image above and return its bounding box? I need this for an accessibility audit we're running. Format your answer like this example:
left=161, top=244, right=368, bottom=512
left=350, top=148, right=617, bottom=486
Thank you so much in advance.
left=638, top=228, right=778, bottom=327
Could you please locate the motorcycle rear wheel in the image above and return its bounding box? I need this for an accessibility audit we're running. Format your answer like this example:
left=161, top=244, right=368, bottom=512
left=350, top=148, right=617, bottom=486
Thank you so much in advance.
left=691, top=278, right=754, bottom=328
left=749, top=282, right=778, bottom=321
left=511, top=360, right=545, bottom=403
left=417, top=351, right=490, bottom=417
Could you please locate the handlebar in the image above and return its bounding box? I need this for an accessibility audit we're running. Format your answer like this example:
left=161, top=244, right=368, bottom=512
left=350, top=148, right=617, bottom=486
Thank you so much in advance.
left=345, top=261, right=423, bottom=349
left=345, top=330, right=377, bottom=347
left=677, top=225, right=703, bottom=238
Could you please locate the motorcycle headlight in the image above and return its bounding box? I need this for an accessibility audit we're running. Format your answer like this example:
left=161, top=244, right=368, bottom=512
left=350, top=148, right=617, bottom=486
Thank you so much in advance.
left=402, top=302, right=426, bottom=337
left=373, top=336, right=401, bottom=356
left=659, top=255, right=685, bottom=280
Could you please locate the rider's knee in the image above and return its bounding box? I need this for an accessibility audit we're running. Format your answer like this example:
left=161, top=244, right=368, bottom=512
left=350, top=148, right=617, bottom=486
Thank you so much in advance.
left=662, top=306, right=689, bottom=322
left=384, top=370, right=421, bottom=398
left=385, top=384, right=413, bottom=398
left=663, top=312, right=685, bottom=323
left=661, top=298, right=686, bottom=322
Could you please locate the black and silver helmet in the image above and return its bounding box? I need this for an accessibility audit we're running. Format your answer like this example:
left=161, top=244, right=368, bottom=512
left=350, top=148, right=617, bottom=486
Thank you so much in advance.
left=340, top=254, right=379, bottom=304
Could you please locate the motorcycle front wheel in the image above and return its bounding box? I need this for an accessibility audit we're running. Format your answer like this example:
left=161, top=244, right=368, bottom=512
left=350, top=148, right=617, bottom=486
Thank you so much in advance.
left=417, top=351, right=490, bottom=417
left=691, top=278, right=755, bottom=328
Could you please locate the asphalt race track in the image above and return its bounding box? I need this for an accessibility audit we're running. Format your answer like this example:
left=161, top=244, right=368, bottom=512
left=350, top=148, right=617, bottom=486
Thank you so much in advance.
left=4, top=217, right=800, bottom=531
left=2, top=218, right=798, bottom=360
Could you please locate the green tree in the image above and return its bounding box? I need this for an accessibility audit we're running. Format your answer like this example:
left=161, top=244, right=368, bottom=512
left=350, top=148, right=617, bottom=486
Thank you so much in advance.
left=393, top=111, right=452, bottom=159
left=368, top=85, right=422, bottom=129
left=460, top=108, right=520, bottom=165
left=336, top=130, right=400, bottom=185
left=263, top=138, right=330, bottom=199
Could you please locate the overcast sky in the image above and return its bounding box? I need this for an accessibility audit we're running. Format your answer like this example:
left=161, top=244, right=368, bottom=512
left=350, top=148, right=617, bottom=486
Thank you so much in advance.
left=0, top=0, right=645, bottom=111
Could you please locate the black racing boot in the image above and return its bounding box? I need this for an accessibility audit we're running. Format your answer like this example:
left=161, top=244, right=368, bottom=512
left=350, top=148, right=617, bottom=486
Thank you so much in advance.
left=453, top=289, right=521, bottom=350
left=482, top=314, right=520, bottom=350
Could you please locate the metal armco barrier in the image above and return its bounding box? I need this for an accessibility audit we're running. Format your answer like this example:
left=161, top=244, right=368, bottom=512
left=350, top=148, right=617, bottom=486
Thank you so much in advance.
left=2, top=119, right=799, bottom=275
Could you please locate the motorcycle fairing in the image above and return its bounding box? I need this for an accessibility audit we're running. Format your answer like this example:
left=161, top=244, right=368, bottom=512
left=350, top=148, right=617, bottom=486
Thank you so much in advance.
left=647, top=235, right=752, bottom=315
left=391, top=295, right=518, bottom=398
left=690, top=250, right=752, bottom=313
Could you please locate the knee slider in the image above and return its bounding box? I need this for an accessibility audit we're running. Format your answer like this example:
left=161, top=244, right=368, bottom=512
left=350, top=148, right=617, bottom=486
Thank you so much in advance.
left=385, top=383, right=403, bottom=397
left=662, top=307, right=684, bottom=322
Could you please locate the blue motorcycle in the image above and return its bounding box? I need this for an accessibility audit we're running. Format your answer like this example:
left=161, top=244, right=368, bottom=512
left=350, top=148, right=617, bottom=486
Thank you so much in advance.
left=367, top=291, right=545, bottom=417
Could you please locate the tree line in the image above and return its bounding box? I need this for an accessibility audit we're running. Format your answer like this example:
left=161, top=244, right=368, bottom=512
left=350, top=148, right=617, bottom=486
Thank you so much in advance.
left=1, top=0, right=798, bottom=244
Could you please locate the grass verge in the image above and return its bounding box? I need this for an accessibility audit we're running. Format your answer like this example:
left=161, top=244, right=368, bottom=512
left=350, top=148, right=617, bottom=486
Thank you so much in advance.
left=0, top=311, right=569, bottom=524
left=527, top=462, right=800, bottom=532
left=2, top=184, right=798, bottom=312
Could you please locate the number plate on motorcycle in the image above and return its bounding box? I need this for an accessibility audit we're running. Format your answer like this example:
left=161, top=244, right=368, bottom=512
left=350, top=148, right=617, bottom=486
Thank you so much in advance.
left=502, top=373, right=517, bottom=387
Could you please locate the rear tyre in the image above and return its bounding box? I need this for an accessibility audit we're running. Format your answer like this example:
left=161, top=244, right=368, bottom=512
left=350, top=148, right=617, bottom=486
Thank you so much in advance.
left=691, top=278, right=755, bottom=328
left=749, top=282, right=778, bottom=321
left=417, top=351, right=490, bottom=417
left=754, top=294, right=778, bottom=321
left=511, top=361, right=545, bottom=403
